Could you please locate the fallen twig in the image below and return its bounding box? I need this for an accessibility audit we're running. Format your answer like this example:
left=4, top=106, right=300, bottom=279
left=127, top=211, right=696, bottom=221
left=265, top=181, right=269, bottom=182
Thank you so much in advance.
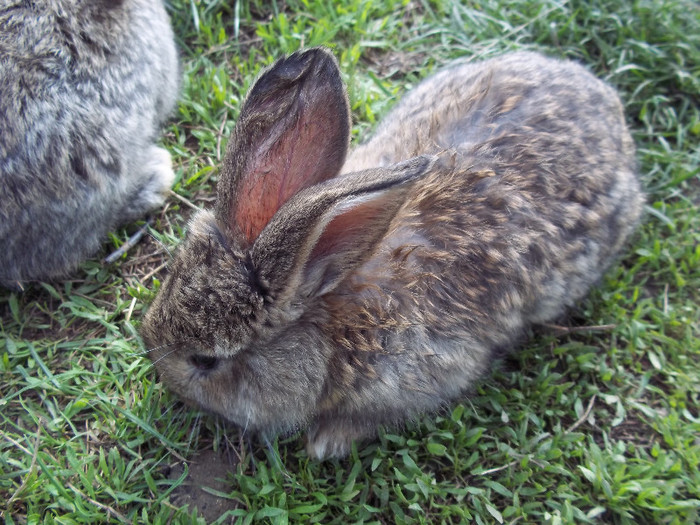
left=168, top=189, right=201, bottom=211
left=103, top=217, right=154, bottom=264
left=564, top=395, right=597, bottom=434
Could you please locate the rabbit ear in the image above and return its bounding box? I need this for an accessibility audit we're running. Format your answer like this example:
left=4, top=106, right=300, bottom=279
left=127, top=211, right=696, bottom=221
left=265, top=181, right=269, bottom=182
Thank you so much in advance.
left=216, top=48, right=351, bottom=246
left=251, top=155, right=437, bottom=303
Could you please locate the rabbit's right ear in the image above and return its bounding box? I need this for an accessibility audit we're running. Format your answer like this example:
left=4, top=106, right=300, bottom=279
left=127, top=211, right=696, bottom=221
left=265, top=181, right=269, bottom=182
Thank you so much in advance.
left=216, top=48, right=351, bottom=246
left=251, top=155, right=437, bottom=305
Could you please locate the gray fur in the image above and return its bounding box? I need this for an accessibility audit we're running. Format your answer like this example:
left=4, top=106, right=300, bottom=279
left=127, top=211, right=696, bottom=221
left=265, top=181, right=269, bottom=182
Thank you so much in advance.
left=141, top=48, right=644, bottom=459
left=0, top=0, right=179, bottom=287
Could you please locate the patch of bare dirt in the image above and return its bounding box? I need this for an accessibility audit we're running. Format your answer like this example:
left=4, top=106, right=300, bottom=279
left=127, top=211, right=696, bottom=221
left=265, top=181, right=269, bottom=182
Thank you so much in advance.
left=165, top=448, right=240, bottom=523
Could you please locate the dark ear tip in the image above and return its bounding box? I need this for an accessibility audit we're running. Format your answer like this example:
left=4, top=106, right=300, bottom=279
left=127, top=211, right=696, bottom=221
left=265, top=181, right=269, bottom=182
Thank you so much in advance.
left=289, top=47, right=336, bottom=64
left=273, top=47, right=338, bottom=82
left=248, top=47, right=341, bottom=105
left=300, top=47, right=338, bottom=66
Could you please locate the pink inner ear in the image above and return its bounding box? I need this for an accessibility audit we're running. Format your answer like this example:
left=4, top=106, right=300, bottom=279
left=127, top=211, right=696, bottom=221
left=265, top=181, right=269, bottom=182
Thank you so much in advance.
left=233, top=94, right=346, bottom=245
left=310, top=191, right=396, bottom=263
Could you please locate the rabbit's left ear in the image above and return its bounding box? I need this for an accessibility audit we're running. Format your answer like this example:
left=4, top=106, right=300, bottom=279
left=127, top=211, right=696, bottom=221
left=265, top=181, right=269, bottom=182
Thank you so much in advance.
left=216, top=48, right=351, bottom=246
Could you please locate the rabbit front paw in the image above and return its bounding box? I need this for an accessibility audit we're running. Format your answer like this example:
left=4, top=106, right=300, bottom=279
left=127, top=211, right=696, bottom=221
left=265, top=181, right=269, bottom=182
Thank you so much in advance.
left=139, top=145, right=175, bottom=208
left=121, top=145, right=175, bottom=222
left=306, top=421, right=371, bottom=460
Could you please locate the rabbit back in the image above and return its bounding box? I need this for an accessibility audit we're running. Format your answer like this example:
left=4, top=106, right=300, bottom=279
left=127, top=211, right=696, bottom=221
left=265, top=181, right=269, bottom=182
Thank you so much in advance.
left=342, top=51, right=642, bottom=325
left=0, top=0, right=179, bottom=286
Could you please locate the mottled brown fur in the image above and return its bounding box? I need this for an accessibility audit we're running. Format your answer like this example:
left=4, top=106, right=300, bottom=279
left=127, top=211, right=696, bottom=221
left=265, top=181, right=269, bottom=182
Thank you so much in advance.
left=141, top=48, right=643, bottom=459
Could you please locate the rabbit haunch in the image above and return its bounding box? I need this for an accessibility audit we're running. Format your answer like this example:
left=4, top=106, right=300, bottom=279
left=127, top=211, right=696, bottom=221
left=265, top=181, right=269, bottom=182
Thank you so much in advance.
left=141, top=48, right=643, bottom=460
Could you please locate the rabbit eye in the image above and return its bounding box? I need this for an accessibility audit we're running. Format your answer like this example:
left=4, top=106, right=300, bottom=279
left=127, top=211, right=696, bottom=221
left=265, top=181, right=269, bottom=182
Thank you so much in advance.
left=188, top=354, right=218, bottom=371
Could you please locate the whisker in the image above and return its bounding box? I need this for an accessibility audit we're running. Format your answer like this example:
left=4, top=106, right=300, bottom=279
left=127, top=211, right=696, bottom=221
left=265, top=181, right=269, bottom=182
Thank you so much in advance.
left=151, top=346, right=182, bottom=367
left=146, top=229, right=174, bottom=260
left=242, top=410, right=251, bottom=435
left=134, top=337, right=196, bottom=357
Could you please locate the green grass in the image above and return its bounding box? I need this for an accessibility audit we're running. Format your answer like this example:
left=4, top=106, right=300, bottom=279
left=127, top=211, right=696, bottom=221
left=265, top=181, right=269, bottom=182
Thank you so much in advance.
left=2, top=0, right=699, bottom=523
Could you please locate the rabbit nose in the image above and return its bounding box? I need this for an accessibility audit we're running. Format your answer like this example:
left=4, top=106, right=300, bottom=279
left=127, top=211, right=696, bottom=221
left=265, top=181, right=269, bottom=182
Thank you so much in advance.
left=188, top=354, right=219, bottom=371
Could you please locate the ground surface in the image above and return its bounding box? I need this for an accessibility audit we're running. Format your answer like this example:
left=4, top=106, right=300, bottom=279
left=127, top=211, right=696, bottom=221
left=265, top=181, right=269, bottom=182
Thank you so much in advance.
left=1, top=1, right=699, bottom=524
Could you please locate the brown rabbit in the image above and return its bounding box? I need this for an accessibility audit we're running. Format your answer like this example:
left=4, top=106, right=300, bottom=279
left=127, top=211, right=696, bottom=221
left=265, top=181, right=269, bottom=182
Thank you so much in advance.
left=141, top=48, right=643, bottom=459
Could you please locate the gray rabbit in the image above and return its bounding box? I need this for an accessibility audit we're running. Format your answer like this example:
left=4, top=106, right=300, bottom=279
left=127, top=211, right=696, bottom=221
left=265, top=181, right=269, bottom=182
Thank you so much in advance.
left=0, top=0, right=179, bottom=287
left=141, top=48, right=643, bottom=459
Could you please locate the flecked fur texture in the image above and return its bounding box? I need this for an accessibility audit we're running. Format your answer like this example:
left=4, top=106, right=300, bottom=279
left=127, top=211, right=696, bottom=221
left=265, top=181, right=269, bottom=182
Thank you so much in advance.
left=141, top=48, right=644, bottom=459
left=0, top=0, right=179, bottom=287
